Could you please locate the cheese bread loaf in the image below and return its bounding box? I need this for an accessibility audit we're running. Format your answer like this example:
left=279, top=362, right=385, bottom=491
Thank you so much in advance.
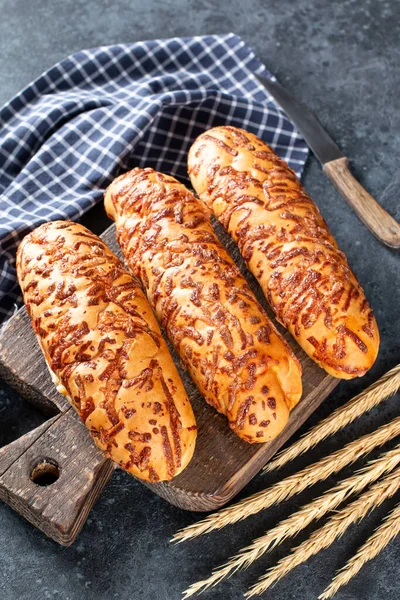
left=105, top=168, right=302, bottom=443
left=17, top=221, right=196, bottom=482
left=188, top=126, right=379, bottom=379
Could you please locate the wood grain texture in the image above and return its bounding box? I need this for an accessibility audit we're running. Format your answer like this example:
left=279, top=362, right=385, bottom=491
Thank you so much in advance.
left=323, top=157, right=400, bottom=249
left=0, top=222, right=339, bottom=522
left=0, top=409, right=114, bottom=545
left=0, top=416, right=60, bottom=476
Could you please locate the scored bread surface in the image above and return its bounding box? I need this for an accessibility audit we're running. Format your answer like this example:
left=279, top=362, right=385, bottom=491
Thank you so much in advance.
left=17, top=221, right=197, bottom=482
left=188, top=126, right=379, bottom=379
left=105, top=168, right=302, bottom=443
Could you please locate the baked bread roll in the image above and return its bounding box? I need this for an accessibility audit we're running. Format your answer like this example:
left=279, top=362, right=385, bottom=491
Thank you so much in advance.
left=17, top=221, right=196, bottom=482
left=105, top=168, right=302, bottom=443
left=188, top=125, right=379, bottom=379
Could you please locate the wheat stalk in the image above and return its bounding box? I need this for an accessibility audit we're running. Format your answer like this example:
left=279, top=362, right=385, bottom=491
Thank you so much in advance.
left=265, top=363, right=400, bottom=473
left=181, top=444, right=400, bottom=599
left=246, top=464, right=400, bottom=598
left=319, top=501, right=400, bottom=599
left=173, top=416, right=400, bottom=543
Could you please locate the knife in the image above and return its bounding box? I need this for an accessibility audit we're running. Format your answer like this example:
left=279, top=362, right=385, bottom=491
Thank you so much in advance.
left=256, top=75, right=400, bottom=249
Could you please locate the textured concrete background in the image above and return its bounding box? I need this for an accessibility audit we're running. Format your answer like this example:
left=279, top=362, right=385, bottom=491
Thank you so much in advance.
left=0, top=1, right=399, bottom=599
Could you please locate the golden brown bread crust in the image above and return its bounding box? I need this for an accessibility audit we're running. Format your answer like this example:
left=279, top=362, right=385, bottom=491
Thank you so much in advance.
left=105, top=168, right=302, bottom=443
left=188, top=126, right=380, bottom=379
left=17, top=221, right=196, bottom=482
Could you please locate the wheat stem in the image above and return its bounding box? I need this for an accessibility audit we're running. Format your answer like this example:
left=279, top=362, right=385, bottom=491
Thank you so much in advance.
left=173, top=416, right=400, bottom=543
left=181, top=444, right=400, bottom=599
left=246, top=464, right=400, bottom=598
left=319, top=502, right=400, bottom=599
left=265, top=364, right=400, bottom=473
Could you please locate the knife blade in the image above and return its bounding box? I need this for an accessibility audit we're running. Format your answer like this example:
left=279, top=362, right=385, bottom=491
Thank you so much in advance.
left=256, top=74, right=400, bottom=249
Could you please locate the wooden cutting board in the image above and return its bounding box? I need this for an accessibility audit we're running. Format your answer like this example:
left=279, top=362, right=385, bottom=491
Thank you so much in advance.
left=0, top=221, right=339, bottom=546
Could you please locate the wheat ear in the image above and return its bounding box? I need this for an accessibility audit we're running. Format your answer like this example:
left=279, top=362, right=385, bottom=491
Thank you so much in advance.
left=181, top=444, right=400, bottom=599
left=173, top=416, right=400, bottom=543
left=265, top=363, right=400, bottom=473
left=246, top=464, right=400, bottom=598
left=319, top=501, right=400, bottom=599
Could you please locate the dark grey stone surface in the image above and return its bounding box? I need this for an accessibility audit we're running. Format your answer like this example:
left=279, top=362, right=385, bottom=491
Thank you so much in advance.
left=0, top=1, right=399, bottom=599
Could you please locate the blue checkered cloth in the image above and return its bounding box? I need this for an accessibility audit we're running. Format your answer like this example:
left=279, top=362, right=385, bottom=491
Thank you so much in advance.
left=0, top=33, right=309, bottom=324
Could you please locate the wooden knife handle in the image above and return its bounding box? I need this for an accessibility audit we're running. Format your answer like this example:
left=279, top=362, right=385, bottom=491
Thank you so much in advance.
left=323, top=157, right=400, bottom=249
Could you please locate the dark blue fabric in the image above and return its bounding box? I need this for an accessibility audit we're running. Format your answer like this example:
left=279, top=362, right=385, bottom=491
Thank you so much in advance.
left=0, top=33, right=308, bottom=323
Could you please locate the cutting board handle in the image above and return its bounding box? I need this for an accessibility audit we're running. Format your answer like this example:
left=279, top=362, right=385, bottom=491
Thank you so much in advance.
left=0, top=409, right=115, bottom=546
left=323, top=157, right=400, bottom=249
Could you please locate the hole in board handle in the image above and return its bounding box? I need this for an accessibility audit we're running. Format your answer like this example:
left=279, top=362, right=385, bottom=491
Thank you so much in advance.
left=30, top=458, right=60, bottom=486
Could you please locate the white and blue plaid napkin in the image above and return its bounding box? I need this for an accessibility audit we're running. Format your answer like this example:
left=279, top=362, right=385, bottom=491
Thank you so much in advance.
left=0, top=33, right=309, bottom=323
